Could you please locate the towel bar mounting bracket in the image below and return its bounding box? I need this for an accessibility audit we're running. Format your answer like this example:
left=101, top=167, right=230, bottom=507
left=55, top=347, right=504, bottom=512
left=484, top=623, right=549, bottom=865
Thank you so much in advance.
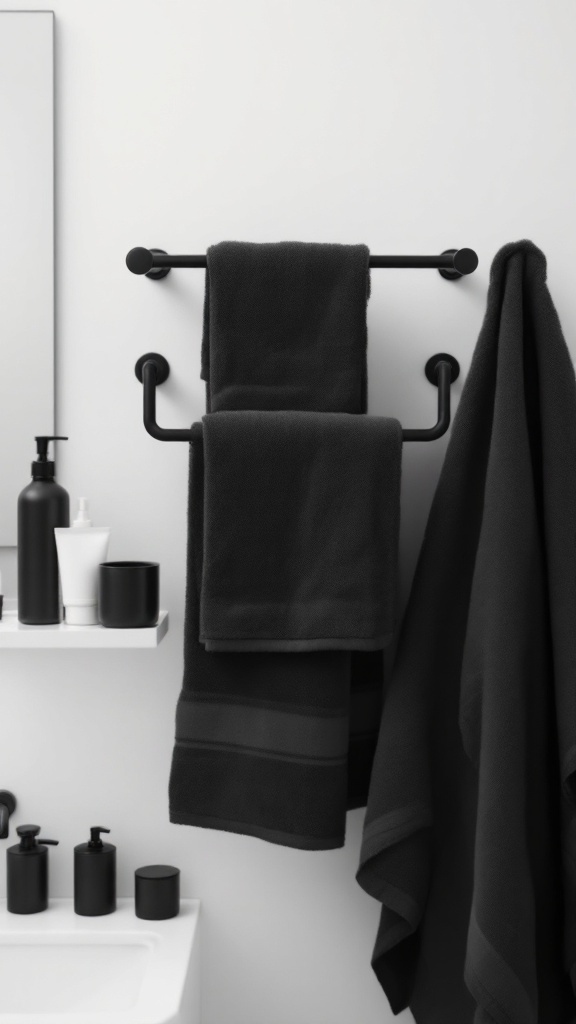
left=134, top=352, right=461, bottom=444
left=425, top=352, right=460, bottom=384
left=438, top=249, right=476, bottom=280
left=129, top=248, right=171, bottom=279
left=135, top=351, right=170, bottom=385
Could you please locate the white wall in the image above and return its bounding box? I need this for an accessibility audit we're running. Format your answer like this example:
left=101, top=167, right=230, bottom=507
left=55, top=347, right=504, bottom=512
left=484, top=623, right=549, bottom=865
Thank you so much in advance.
left=2, top=3, right=576, bottom=1022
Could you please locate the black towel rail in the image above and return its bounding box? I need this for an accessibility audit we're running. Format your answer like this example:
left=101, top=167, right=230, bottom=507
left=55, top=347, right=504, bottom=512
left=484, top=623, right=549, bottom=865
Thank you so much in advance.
left=130, top=242, right=471, bottom=443
left=126, top=246, right=479, bottom=280
left=134, top=351, right=461, bottom=444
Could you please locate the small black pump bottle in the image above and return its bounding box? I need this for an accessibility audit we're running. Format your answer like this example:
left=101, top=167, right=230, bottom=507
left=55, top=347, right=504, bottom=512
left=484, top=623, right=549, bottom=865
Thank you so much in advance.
left=74, top=826, right=116, bottom=916
left=7, top=825, right=59, bottom=914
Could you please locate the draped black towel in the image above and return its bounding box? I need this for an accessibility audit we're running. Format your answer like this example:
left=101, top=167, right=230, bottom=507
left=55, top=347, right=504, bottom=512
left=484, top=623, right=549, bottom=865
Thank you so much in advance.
left=199, top=410, right=402, bottom=653
left=201, top=240, right=369, bottom=414
left=170, top=240, right=392, bottom=849
left=356, top=241, right=576, bottom=1023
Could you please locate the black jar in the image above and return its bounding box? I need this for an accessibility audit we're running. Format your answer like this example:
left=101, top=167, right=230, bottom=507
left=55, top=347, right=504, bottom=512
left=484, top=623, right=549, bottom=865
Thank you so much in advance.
left=135, top=865, right=180, bottom=920
left=98, top=561, right=159, bottom=628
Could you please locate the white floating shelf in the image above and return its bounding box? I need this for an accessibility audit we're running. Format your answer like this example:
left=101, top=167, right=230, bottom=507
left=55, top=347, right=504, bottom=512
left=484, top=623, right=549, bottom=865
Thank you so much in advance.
left=0, top=610, right=169, bottom=649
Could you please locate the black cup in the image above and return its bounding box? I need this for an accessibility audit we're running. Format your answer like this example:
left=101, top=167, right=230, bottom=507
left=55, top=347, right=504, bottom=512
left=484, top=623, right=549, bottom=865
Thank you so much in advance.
left=98, top=562, right=159, bottom=628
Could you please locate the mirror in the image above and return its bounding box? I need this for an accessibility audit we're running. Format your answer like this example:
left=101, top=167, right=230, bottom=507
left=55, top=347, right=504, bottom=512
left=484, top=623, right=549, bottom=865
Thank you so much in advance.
left=0, top=12, right=54, bottom=545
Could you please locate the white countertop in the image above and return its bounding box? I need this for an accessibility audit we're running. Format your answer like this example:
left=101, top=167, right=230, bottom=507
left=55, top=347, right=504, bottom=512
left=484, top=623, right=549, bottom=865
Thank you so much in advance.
left=0, top=898, right=200, bottom=1024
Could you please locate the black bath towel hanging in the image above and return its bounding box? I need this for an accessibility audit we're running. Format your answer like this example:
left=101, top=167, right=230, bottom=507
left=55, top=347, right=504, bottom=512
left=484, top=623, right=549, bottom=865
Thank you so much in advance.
left=357, top=241, right=576, bottom=1023
left=199, top=409, right=401, bottom=653
left=170, top=240, right=402, bottom=849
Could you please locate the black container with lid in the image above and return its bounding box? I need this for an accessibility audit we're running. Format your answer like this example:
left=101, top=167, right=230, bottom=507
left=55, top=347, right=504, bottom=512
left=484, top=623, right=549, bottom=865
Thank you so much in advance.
left=7, top=824, right=59, bottom=914
left=74, top=826, right=116, bottom=916
left=98, top=561, right=159, bottom=628
left=18, top=436, right=69, bottom=624
left=135, top=864, right=180, bottom=920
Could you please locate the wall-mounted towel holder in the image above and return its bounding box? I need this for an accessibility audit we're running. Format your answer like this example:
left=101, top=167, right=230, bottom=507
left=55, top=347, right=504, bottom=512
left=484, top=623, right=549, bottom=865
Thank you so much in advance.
left=126, top=246, right=479, bottom=280
left=134, top=352, right=460, bottom=443
left=130, top=243, right=472, bottom=442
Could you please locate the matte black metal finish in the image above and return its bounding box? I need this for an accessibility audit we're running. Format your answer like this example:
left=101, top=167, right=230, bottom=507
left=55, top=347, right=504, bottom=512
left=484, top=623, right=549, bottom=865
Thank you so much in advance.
left=425, top=352, right=460, bottom=385
left=7, top=825, right=59, bottom=915
left=126, top=247, right=171, bottom=279
left=0, top=791, right=16, bottom=840
left=438, top=248, right=479, bottom=280
left=126, top=246, right=478, bottom=279
left=135, top=351, right=170, bottom=386
left=139, top=358, right=195, bottom=441
left=74, top=827, right=116, bottom=917
left=135, top=352, right=460, bottom=444
left=402, top=358, right=457, bottom=442
left=135, top=864, right=180, bottom=920
left=98, top=561, right=160, bottom=628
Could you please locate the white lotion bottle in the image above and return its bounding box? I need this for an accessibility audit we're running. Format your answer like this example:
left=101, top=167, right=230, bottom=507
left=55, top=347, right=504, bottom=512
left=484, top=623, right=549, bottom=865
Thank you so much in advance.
left=54, top=499, right=110, bottom=625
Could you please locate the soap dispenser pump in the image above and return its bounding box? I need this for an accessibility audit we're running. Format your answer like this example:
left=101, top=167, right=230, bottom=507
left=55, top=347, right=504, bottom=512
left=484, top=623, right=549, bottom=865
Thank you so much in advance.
left=74, top=826, right=116, bottom=916
left=7, top=825, right=59, bottom=914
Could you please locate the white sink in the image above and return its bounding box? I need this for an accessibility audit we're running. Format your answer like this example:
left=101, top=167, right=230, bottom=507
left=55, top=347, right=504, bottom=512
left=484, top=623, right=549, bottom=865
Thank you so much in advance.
left=0, top=898, right=200, bottom=1024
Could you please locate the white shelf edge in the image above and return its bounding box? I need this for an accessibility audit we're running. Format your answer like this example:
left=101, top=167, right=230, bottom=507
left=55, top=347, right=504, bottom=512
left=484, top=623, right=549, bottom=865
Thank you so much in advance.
left=0, top=610, right=169, bottom=649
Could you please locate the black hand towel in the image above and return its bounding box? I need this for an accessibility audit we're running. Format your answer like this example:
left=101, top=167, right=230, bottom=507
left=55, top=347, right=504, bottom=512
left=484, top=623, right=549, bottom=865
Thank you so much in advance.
left=201, top=240, right=370, bottom=414
left=170, top=240, right=387, bottom=849
left=356, top=241, right=576, bottom=1023
left=199, top=410, right=402, bottom=653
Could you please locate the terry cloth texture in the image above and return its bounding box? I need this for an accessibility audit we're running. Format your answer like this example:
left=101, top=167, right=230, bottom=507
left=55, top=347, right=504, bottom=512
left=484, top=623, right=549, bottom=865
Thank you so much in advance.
left=199, top=410, right=402, bottom=653
left=170, top=434, right=387, bottom=849
left=201, top=241, right=370, bottom=414
left=356, top=240, right=576, bottom=1023
left=170, top=240, right=390, bottom=849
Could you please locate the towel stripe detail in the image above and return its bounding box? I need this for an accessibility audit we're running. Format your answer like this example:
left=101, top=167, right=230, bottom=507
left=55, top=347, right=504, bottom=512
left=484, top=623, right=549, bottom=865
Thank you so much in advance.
left=176, top=699, right=349, bottom=761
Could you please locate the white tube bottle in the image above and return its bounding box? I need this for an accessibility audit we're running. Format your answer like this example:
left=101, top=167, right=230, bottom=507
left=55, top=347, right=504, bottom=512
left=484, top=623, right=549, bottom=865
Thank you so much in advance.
left=54, top=499, right=110, bottom=625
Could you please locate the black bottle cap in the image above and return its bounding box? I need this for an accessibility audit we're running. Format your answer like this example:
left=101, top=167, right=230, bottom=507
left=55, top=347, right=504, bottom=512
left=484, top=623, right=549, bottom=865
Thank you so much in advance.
left=32, top=436, right=68, bottom=479
left=135, top=864, right=180, bottom=920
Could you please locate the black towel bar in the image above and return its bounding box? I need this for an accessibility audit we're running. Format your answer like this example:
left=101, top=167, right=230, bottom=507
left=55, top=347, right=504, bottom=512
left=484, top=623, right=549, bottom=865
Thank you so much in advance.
left=134, top=352, right=460, bottom=444
left=126, top=247, right=479, bottom=280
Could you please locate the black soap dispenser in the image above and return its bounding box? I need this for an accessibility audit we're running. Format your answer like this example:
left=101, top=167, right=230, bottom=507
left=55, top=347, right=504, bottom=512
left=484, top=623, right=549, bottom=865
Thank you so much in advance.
left=18, top=435, right=69, bottom=624
left=7, top=825, right=59, bottom=914
left=74, top=826, right=116, bottom=916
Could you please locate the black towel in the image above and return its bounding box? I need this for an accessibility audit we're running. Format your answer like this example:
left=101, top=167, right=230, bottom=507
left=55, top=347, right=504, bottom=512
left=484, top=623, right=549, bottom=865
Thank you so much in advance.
left=201, top=241, right=370, bottom=414
left=170, top=240, right=388, bottom=849
left=199, top=410, right=402, bottom=652
left=356, top=241, right=576, bottom=1023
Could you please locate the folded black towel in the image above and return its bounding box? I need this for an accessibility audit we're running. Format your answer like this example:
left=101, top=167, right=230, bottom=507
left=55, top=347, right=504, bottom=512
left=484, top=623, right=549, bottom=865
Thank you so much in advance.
left=170, top=240, right=387, bottom=849
left=201, top=241, right=370, bottom=414
left=199, top=410, right=402, bottom=653
left=357, top=241, right=576, bottom=1023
